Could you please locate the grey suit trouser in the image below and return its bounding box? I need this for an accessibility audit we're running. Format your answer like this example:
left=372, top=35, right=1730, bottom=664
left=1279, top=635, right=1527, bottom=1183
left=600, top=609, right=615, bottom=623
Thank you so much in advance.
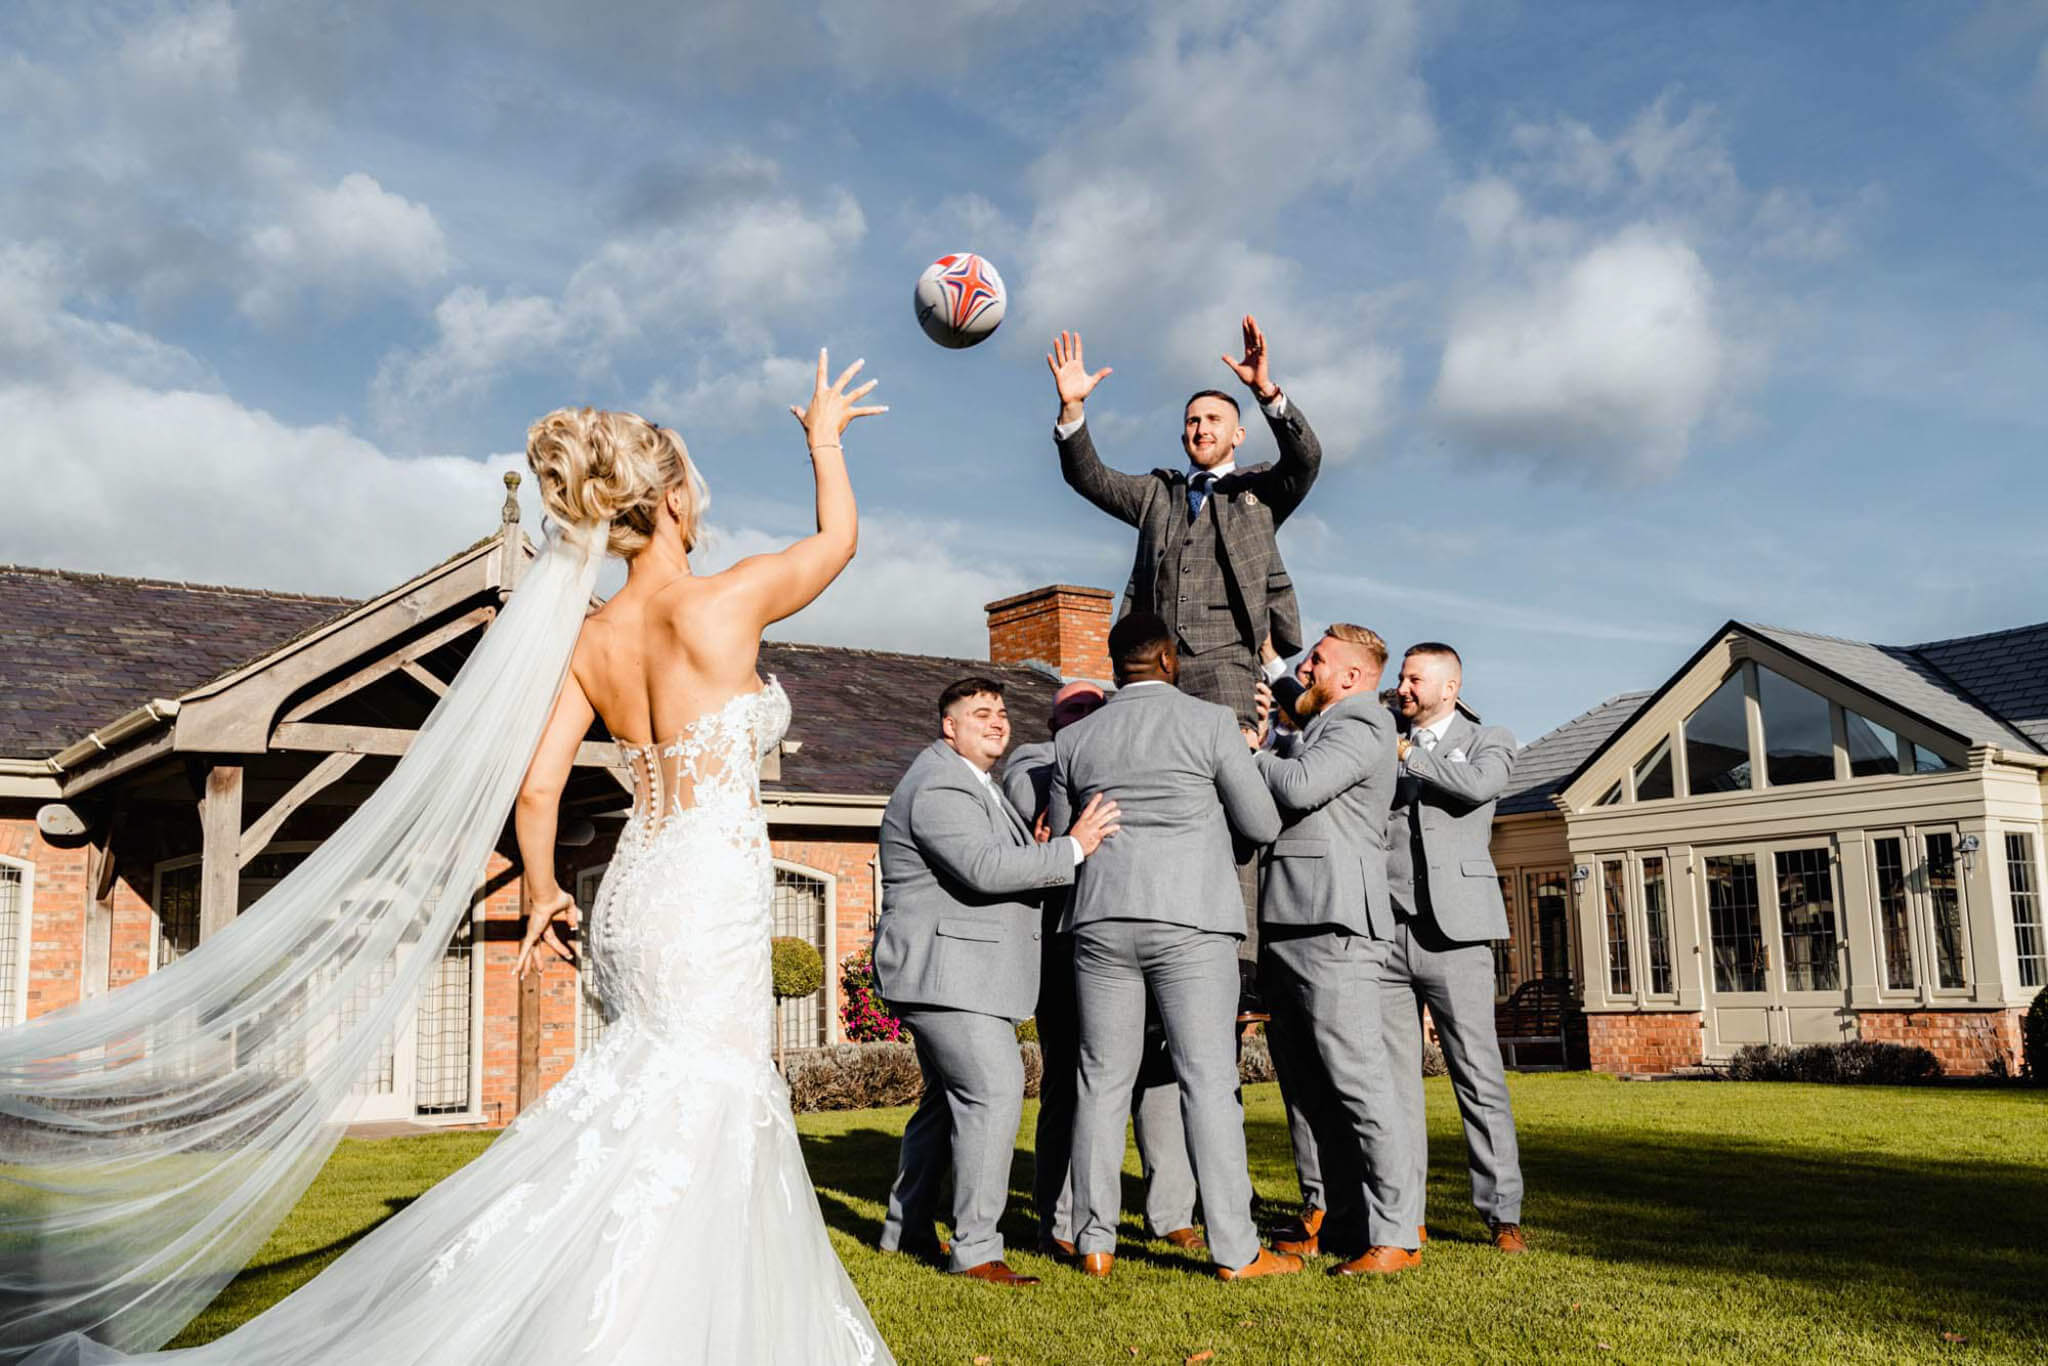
left=1382, top=916, right=1524, bottom=1228
left=1037, top=932, right=1197, bottom=1241
left=1260, top=927, right=1414, bottom=1252
left=882, top=1006, right=1024, bottom=1271
left=1072, top=921, right=1256, bottom=1269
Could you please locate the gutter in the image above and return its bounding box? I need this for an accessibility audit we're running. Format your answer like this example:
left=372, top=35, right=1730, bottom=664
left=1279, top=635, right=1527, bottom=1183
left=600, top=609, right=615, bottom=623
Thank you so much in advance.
left=46, top=699, right=182, bottom=774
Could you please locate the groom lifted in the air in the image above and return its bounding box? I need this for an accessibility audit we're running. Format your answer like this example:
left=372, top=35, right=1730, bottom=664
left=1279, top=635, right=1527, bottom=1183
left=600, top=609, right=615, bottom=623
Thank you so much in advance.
left=1046, top=316, right=1321, bottom=730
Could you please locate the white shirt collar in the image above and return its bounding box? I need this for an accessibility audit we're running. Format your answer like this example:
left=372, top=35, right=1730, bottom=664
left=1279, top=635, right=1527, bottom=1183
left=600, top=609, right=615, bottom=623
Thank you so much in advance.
left=1189, top=457, right=1236, bottom=480
left=1118, top=679, right=1171, bottom=689
left=1416, top=710, right=1457, bottom=744
left=951, top=747, right=997, bottom=788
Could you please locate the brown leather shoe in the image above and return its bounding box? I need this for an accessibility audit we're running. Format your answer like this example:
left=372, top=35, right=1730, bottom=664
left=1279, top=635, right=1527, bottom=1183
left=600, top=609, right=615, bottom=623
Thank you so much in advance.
left=1079, top=1251, right=1115, bottom=1279
left=1036, top=1235, right=1076, bottom=1260
left=1161, top=1227, right=1207, bottom=1252
left=1329, top=1246, right=1422, bottom=1276
left=1271, top=1205, right=1323, bottom=1257
left=1216, top=1247, right=1305, bottom=1281
left=1490, top=1222, right=1527, bottom=1254
left=954, top=1260, right=1040, bottom=1287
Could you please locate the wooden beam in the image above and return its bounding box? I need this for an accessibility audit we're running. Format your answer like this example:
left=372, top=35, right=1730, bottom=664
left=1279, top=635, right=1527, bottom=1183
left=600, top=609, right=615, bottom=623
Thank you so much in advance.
left=80, top=806, right=120, bottom=1000
left=273, top=721, right=624, bottom=770
left=400, top=662, right=448, bottom=698
left=198, top=765, right=243, bottom=940
left=238, top=751, right=365, bottom=867
left=279, top=608, right=492, bottom=725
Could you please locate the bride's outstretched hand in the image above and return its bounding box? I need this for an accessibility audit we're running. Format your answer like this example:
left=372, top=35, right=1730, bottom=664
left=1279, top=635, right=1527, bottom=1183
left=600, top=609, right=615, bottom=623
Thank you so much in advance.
left=789, top=348, right=886, bottom=445
left=516, top=888, right=578, bottom=978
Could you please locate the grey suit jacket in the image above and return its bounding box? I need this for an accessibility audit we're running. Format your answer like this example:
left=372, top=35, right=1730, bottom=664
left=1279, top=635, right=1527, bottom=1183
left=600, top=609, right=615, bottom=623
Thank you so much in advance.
left=1387, top=713, right=1517, bottom=943
left=1254, top=693, right=1398, bottom=939
left=1049, top=683, right=1281, bottom=937
left=1058, top=401, right=1321, bottom=657
left=1000, top=739, right=1056, bottom=828
left=874, top=740, right=1075, bottom=1021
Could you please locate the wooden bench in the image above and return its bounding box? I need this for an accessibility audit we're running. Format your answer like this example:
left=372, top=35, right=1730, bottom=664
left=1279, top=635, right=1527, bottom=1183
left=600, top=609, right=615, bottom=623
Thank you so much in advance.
left=1495, top=977, right=1575, bottom=1071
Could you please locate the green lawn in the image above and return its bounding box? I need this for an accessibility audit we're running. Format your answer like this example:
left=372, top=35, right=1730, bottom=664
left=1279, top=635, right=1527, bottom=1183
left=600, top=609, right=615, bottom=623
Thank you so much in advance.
left=179, top=1075, right=2048, bottom=1363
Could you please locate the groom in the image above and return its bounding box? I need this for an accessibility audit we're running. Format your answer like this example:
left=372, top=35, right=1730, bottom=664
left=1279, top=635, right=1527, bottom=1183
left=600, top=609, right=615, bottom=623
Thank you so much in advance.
left=873, top=678, right=1119, bottom=1286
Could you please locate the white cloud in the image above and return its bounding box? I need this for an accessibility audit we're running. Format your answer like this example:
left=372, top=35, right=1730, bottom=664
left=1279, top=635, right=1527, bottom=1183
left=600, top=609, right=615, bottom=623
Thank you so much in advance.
left=1007, top=0, right=1429, bottom=461
left=1432, top=227, right=1724, bottom=481
left=116, top=1, right=242, bottom=92
left=642, top=354, right=814, bottom=431
left=369, top=287, right=572, bottom=437
left=241, top=172, right=451, bottom=323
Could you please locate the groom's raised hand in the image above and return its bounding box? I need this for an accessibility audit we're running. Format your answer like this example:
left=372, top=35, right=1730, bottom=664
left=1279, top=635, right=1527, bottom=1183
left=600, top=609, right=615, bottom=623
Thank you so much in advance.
left=1221, top=314, right=1280, bottom=404
left=1048, top=330, right=1112, bottom=426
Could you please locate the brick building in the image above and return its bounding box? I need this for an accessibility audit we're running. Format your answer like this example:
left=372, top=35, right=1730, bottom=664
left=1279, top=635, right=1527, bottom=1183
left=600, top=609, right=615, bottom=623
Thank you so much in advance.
left=0, top=483, right=1076, bottom=1128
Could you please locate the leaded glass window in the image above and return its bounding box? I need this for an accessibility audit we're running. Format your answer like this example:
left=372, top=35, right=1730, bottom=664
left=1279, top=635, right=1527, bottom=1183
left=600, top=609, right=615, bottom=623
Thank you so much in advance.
left=1686, top=671, right=1752, bottom=795
left=157, top=863, right=200, bottom=968
left=1925, top=833, right=1967, bottom=989
left=773, top=865, right=831, bottom=1049
left=1872, top=837, right=1915, bottom=990
left=1525, top=871, right=1572, bottom=984
left=1704, top=854, right=1764, bottom=992
left=1602, top=860, right=1632, bottom=994
left=1774, top=847, right=1840, bottom=991
left=1641, top=856, right=1675, bottom=996
left=0, top=865, right=23, bottom=1026
left=2007, top=833, right=2043, bottom=991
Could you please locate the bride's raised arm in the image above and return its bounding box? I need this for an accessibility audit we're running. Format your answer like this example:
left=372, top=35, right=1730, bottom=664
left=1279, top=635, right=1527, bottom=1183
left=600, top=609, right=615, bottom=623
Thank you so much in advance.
left=723, top=347, right=883, bottom=629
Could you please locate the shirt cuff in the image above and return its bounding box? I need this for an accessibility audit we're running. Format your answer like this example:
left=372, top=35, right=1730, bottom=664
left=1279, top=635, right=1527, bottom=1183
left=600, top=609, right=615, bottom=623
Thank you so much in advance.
left=1066, top=836, right=1086, bottom=866
left=1261, top=655, right=1288, bottom=684
left=1054, top=416, right=1085, bottom=440
left=1259, top=391, right=1288, bottom=419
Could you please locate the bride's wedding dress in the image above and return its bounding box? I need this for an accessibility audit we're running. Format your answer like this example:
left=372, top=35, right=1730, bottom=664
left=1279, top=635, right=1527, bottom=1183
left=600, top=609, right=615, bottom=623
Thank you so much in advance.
left=33, top=676, right=891, bottom=1365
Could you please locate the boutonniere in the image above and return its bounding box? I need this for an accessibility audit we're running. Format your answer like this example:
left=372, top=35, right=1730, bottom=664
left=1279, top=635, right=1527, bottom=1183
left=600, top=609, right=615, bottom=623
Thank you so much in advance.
left=1243, top=491, right=1260, bottom=508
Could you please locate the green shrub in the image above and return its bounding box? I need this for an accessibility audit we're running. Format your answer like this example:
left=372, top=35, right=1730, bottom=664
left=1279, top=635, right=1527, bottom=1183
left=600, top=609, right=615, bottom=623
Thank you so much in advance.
left=1014, top=1017, right=1040, bottom=1044
left=1726, top=1040, right=1942, bottom=1085
left=770, top=936, right=825, bottom=1001
left=2024, top=986, right=2048, bottom=1085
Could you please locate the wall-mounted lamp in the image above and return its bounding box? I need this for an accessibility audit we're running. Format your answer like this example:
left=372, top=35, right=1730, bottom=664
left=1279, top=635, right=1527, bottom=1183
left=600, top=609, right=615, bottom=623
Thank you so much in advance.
left=1958, top=833, right=1981, bottom=873
left=1571, top=864, right=1591, bottom=894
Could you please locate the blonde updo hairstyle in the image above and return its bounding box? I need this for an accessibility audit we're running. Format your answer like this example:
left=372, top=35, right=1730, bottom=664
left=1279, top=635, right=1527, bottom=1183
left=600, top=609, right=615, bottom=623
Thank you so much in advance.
left=526, top=407, right=709, bottom=560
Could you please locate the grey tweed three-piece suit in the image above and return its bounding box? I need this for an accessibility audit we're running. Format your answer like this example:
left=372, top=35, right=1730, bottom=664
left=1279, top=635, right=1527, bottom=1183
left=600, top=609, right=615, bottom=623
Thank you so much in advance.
left=1048, top=683, right=1281, bottom=1270
left=1057, top=399, right=1320, bottom=726
left=873, top=740, right=1075, bottom=1272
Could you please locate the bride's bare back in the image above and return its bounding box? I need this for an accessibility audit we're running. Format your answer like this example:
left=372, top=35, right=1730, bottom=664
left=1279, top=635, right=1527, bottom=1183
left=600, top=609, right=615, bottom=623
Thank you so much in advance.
left=512, top=349, right=883, bottom=974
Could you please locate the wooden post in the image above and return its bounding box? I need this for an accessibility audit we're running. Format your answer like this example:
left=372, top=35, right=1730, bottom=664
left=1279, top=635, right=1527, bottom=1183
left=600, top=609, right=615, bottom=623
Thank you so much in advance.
left=198, top=765, right=244, bottom=940
left=515, top=885, right=541, bottom=1115
left=80, top=840, right=115, bottom=999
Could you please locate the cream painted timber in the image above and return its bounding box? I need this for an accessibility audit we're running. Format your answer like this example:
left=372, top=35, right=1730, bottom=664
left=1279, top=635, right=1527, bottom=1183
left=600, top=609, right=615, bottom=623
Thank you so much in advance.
left=1560, top=630, right=1981, bottom=816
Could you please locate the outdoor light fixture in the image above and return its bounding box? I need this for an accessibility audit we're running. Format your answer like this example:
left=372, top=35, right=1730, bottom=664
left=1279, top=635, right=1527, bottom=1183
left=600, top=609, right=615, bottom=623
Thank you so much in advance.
left=1958, top=833, right=1981, bottom=872
left=1571, top=864, right=1591, bottom=893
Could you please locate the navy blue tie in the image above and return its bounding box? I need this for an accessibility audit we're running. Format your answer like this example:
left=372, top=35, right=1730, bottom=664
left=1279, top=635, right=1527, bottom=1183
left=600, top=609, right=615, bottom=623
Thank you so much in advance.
left=1188, top=472, right=1216, bottom=518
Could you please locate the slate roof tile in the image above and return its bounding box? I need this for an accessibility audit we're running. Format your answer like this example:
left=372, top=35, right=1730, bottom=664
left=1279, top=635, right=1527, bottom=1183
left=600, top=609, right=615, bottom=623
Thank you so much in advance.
left=1498, top=691, right=1651, bottom=816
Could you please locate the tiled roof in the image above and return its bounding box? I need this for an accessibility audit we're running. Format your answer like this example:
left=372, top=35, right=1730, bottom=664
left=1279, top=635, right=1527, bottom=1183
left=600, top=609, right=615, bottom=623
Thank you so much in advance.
left=762, top=642, right=1057, bottom=797
left=0, top=565, right=355, bottom=759
left=1742, top=622, right=2039, bottom=752
left=1498, top=691, right=1651, bottom=816
left=0, top=562, right=1062, bottom=794
left=1910, top=620, right=2048, bottom=751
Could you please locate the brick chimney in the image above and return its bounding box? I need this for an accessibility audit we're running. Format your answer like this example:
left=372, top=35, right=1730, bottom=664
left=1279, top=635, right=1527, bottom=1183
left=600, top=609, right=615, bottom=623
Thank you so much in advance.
left=985, top=584, right=1114, bottom=682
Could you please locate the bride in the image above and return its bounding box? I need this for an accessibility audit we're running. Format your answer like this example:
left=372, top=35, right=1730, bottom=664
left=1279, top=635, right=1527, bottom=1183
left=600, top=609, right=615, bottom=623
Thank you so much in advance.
left=3, top=351, right=893, bottom=1363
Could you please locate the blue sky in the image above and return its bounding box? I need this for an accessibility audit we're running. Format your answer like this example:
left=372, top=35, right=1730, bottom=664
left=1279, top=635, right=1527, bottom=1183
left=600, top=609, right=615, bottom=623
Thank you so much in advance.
left=4, top=0, right=2047, bottom=743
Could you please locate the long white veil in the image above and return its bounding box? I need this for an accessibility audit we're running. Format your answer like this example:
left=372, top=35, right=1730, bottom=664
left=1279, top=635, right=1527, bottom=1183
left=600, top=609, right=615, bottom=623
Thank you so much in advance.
left=0, top=520, right=607, bottom=1359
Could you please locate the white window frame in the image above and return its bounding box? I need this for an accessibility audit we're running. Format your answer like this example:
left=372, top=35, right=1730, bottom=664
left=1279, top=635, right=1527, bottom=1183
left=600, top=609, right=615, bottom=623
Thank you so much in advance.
left=2003, top=827, right=2047, bottom=994
left=0, top=856, right=34, bottom=1027
left=771, top=859, right=838, bottom=1050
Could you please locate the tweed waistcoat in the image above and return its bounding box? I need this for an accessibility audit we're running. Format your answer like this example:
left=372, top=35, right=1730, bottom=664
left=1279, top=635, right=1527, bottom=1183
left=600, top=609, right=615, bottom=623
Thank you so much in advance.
left=1154, top=494, right=1238, bottom=654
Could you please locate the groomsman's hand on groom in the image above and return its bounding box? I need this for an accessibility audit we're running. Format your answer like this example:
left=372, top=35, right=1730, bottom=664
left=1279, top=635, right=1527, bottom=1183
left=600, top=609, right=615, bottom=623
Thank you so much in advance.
left=1065, top=792, right=1122, bottom=857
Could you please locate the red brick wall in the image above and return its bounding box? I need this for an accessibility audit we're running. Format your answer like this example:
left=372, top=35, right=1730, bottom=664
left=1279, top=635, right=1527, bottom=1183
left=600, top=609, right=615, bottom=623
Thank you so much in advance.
left=1857, top=1008, right=2024, bottom=1078
left=1586, top=1011, right=1703, bottom=1075
left=0, top=815, right=87, bottom=1019
left=986, top=585, right=1113, bottom=681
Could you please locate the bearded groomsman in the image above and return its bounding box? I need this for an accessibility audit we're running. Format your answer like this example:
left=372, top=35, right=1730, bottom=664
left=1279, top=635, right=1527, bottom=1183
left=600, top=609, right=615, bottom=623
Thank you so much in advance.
left=1049, top=613, right=1296, bottom=1282
left=1385, top=644, right=1527, bottom=1254
left=874, top=678, right=1120, bottom=1286
left=1249, top=625, right=1418, bottom=1275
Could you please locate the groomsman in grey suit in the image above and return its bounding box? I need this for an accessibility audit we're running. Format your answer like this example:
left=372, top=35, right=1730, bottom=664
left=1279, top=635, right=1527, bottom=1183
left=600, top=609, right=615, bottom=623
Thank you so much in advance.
left=1048, top=613, right=1299, bottom=1281
left=1385, top=643, right=1527, bottom=1254
left=875, top=678, right=1120, bottom=1286
left=1249, top=624, right=1421, bottom=1275
left=1002, top=682, right=1201, bottom=1260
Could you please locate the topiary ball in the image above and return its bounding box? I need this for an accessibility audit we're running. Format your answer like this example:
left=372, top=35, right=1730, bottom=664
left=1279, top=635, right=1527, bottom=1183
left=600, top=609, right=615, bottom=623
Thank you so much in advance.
left=771, top=936, right=825, bottom=1001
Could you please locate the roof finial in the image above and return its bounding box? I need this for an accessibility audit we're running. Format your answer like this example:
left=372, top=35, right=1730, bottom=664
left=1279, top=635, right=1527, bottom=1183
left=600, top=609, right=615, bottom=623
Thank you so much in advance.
left=501, top=470, right=522, bottom=526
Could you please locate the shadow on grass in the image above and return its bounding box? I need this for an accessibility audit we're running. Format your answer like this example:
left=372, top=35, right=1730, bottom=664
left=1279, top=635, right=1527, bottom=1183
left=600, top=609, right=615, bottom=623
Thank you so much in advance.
left=798, top=1099, right=2048, bottom=1336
